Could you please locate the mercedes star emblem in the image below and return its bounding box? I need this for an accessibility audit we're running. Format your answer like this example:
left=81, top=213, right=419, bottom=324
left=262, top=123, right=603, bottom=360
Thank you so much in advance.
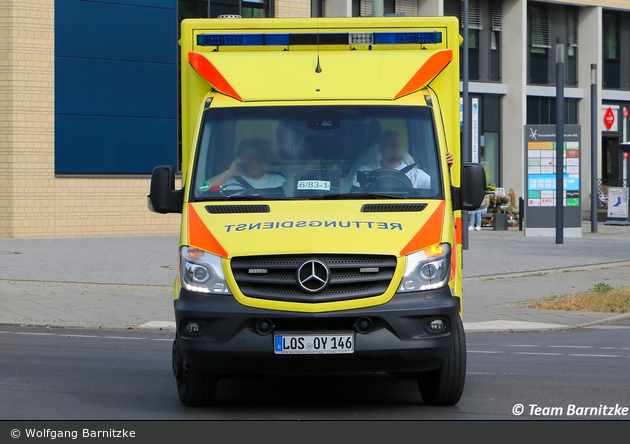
left=296, top=260, right=330, bottom=293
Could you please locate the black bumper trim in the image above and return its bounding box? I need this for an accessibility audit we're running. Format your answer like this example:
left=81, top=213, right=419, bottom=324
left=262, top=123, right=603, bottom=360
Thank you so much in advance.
left=174, top=286, right=460, bottom=375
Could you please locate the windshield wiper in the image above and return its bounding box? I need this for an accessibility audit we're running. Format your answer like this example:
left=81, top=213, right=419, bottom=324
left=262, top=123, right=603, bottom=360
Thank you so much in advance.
left=315, top=193, right=407, bottom=200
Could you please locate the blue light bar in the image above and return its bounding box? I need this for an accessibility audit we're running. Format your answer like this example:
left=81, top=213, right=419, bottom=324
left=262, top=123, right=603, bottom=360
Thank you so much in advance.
left=197, top=33, right=290, bottom=46
left=196, top=31, right=442, bottom=47
left=373, top=31, right=442, bottom=45
left=264, top=33, right=290, bottom=46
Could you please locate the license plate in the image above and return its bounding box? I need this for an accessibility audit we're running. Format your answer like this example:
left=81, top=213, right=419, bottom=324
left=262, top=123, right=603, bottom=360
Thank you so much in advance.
left=297, top=180, right=331, bottom=191
left=274, top=333, right=354, bottom=354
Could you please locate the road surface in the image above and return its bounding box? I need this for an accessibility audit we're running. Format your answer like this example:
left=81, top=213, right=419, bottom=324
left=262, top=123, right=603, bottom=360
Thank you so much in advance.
left=1, top=321, right=629, bottom=420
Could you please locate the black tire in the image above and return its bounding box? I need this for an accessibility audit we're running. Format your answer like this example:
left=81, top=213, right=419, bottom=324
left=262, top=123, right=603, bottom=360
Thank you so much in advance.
left=173, top=340, right=218, bottom=407
left=417, top=316, right=466, bottom=406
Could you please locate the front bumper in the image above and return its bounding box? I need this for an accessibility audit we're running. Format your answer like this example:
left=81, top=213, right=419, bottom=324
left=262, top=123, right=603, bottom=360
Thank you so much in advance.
left=174, top=287, right=460, bottom=375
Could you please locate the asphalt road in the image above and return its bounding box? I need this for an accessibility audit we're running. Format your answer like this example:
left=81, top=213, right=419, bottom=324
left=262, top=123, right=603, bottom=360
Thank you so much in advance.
left=1, top=322, right=629, bottom=420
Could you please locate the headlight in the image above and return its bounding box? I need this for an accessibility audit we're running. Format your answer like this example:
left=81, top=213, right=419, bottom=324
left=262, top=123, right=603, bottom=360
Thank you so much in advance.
left=399, top=243, right=451, bottom=292
left=179, top=246, right=231, bottom=294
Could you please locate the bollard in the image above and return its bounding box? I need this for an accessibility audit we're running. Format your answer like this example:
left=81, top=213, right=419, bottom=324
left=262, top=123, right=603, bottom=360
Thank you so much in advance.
left=519, top=197, right=524, bottom=231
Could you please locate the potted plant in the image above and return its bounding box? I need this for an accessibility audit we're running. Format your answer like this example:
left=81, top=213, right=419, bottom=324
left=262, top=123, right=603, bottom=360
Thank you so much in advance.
left=488, top=196, right=510, bottom=213
left=487, top=193, right=510, bottom=231
left=507, top=206, right=519, bottom=227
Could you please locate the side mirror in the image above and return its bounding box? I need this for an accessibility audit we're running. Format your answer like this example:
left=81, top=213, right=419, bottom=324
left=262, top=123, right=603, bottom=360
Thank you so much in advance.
left=148, top=165, right=184, bottom=214
left=452, top=162, right=487, bottom=211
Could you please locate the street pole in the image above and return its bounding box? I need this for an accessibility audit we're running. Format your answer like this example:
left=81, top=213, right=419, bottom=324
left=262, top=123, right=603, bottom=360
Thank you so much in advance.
left=591, top=64, right=598, bottom=233
left=462, top=0, right=470, bottom=250
left=555, top=37, right=565, bottom=245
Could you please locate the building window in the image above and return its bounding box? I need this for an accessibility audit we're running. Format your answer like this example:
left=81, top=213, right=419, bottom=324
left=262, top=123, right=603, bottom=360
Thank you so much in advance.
left=526, top=97, right=579, bottom=125
left=567, top=6, right=578, bottom=86
left=481, top=95, right=501, bottom=186
left=242, top=1, right=268, bottom=17
left=460, top=0, right=482, bottom=81
left=603, top=11, right=620, bottom=88
left=358, top=0, right=396, bottom=17
left=312, top=0, right=324, bottom=17
left=179, top=0, right=208, bottom=19
left=529, top=3, right=550, bottom=84
left=384, top=0, right=395, bottom=15
left=489, top=0, right=502, bottom=81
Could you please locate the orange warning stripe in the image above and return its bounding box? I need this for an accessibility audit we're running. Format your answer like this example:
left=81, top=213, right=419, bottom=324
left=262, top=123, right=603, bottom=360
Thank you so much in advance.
left=394, top=49, right=453, bottom=99
left=450, top=245, right=457, bottom=281
left=188, top=204, right=229, bottom=258
left=455, top=216, right=462, bottom=245
left=451, top=216, right=461, bottom=281
left=189, top=52, right=242, bottom=101
left=399, top=201, right=444, bottom=256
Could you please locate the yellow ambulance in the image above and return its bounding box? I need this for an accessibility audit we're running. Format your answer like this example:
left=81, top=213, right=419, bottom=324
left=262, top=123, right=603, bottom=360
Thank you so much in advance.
left=149, top=16, right=486, bottom=406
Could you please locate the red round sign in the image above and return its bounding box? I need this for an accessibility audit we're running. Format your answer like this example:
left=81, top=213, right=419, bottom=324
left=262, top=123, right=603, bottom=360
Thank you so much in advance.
left=604, top=107, right=615, bottom=130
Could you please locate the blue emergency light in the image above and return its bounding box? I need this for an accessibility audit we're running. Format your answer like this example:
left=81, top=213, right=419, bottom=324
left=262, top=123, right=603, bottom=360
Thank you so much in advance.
left=197, top=33, right=290, bottom=46
left=373, top=31, right=442, bottom=44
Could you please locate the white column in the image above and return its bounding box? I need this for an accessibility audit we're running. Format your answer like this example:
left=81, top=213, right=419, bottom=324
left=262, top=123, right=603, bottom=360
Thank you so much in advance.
left=324, top=0, right=352, bottom=17
left=417, top=0, right=443, bottom=16
left=501, top=0, right=527, bottom=198
left=577, top=6, right=602, bottom=220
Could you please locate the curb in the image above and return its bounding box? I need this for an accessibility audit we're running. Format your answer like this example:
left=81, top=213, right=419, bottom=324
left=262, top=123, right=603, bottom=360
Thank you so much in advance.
left=3, top=312, right=630, bottom=333
left=464, top=312, right=630, bottom=334
left=463, top=260, right=630, bottom=283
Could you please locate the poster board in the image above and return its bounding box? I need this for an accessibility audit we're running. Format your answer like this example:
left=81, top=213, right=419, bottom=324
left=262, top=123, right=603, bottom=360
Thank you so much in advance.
left=606, top=187, right=629, bottom=223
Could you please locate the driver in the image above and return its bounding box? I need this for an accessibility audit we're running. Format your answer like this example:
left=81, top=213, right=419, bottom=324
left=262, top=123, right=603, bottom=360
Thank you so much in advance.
left=207, top=140, right=285, bottom=189
left=356, top=129, right=431, bottom=189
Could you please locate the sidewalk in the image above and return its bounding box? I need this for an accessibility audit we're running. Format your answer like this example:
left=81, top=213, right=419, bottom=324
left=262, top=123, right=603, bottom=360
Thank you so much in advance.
left=1, top=222, right=629, bottom=332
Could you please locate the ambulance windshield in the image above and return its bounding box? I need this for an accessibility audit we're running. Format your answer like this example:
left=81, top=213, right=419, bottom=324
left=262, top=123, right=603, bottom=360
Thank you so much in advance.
left=191, top=105, right=444, bottom=201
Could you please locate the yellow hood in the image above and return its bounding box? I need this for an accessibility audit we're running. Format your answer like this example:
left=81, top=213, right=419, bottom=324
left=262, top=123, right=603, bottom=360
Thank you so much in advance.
left=186, top=200, right=445, bottom=258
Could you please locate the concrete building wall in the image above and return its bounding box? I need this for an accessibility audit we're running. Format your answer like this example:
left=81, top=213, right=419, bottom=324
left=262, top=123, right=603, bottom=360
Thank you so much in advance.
left=418, top=0, right=443, bottom=16
left=501, top=0, right=528, bottom=197
left=2, top=0, right=629, bottom=237
left=0, top=0, right=311, bottom=238
left=324, top=0, right=353, bottom=17
left=577, top=6, right=603, bottom=215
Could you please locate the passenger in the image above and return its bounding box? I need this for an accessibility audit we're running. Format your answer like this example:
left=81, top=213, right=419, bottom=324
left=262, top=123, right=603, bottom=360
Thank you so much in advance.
left=207, top=140, right=285, bottom=189
left=357, top=129, right=432, bottom=189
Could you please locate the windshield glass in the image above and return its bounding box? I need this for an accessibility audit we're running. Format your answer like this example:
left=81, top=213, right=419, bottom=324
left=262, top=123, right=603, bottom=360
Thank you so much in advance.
left=191, top=105, right=443, bottom=201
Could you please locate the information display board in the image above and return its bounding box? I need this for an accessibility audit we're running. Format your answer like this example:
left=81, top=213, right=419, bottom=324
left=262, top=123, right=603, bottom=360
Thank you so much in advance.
left=524, top=125, right=582, bottom=237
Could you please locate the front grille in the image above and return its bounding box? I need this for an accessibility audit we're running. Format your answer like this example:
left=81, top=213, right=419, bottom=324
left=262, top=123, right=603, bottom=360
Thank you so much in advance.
left=230, top=254, right=397, bottom=303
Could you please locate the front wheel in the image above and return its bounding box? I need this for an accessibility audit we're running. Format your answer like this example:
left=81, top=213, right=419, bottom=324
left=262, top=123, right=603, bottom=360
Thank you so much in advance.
left=173, top=340, right=218, bottom=406
left=417, top=316, right=466, bottom=406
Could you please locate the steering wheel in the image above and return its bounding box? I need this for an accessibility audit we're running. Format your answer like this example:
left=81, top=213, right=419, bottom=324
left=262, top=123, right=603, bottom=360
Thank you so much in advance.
left=361, top=168, right=413, bottom=191
left=219, top=181, right=248, bottom=197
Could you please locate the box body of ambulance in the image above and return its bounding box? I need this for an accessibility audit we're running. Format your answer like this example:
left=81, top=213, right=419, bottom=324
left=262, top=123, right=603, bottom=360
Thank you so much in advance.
left=149, top=16, right=486, bottom=406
